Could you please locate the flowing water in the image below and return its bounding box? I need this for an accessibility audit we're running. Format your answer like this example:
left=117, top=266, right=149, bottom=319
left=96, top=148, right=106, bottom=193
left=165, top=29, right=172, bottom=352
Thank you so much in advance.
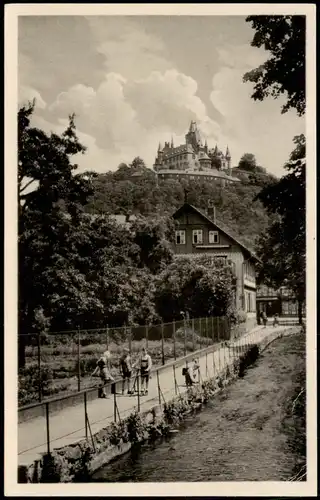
left=91, top=332, right=304, bottom=482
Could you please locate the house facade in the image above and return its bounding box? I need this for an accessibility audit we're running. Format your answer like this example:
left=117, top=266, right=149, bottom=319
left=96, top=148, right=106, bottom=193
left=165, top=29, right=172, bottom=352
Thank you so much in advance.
left=172, top=203, right=259, bottom=326
left=256, top=284, right=306, bottom=318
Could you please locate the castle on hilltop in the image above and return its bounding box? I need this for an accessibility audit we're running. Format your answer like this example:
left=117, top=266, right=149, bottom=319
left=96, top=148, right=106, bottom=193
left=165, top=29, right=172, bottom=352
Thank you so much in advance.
left=153, top=121, right=239, bottom=186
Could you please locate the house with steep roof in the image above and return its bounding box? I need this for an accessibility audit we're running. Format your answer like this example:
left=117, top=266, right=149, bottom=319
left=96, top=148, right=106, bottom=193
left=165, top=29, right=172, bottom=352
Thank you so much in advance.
left=172, top=202, right=260, bottom=327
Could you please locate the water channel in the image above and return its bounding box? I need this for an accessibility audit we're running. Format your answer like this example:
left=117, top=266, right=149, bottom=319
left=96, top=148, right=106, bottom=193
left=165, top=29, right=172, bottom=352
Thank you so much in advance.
left=91, top=333, right=303, bottom=482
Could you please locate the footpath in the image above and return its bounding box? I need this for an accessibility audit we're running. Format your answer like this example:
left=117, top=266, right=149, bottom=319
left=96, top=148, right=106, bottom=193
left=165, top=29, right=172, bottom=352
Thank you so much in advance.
left=18, top=324, right=294, bottom=466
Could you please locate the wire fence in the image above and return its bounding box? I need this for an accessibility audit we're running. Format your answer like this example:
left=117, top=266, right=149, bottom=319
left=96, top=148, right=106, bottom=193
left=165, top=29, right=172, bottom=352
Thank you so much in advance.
left=18, top=328, right=258, bottom=462
left=18, top=316, right=243, bottom=407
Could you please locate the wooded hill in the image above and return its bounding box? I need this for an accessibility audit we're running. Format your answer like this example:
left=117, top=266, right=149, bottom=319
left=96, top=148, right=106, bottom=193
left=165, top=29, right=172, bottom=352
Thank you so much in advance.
left=85, top=161, right=277, bottom=251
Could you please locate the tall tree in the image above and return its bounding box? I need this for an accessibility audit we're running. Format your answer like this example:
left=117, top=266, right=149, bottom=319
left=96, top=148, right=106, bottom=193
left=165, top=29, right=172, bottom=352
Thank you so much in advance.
left=18, top=101, right=94, bottom=367
left=243, top=15, right=306, bottom=116
left=238, top=153, right=257, bottom=172
left=256, top=134, right=306, bottom=322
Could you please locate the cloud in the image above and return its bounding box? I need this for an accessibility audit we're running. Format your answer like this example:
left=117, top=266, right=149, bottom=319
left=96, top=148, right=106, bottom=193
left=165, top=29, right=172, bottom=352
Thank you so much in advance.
left=18, top=86, right=47, bottom=110
left=44, top=68, right=220, bottom=171
left=210, top=44, right=305, bottom=173
left=86, top=16, right=172, bottom=80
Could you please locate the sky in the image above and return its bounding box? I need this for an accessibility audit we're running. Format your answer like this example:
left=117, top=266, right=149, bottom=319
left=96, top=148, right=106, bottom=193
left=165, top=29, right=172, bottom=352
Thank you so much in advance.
left=18, top=15, right=305, bottom=177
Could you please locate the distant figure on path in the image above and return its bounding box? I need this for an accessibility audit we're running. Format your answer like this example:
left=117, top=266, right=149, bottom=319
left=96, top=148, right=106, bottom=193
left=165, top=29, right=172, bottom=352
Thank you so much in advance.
left=92, top=350, right=114, bottom=398
left=261, top=311, right=268, bottom=328
left=120, top=348, right=132, bottom=395
left=273, top=313, right=279, bottom=327
left=134, top=347, right=152, bottom=395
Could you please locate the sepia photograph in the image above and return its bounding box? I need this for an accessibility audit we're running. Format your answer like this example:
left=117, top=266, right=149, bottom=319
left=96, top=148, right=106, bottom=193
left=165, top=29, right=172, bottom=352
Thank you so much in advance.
left=5, top=3, right=317, bottom=497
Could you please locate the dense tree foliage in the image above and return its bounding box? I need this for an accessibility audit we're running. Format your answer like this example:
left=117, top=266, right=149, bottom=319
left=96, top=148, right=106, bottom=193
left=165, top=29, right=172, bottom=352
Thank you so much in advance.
left=154, top=256, right=237, bottom=322
left=238, top=153, right=257, bottom=172
left=243, top=15, right=305, bottom=116
left=86, top=164, right=276, bottom=250
left=256, top=134, right=306, bottom=322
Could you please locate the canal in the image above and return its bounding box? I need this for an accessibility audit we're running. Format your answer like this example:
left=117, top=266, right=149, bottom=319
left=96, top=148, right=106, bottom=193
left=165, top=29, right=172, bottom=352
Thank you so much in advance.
left=91, top=329, right=305, bottom=482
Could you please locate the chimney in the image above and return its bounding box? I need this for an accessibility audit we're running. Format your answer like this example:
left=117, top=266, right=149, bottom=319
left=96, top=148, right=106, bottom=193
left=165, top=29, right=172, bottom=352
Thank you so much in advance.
left=207, top=200, right=216, bottom=223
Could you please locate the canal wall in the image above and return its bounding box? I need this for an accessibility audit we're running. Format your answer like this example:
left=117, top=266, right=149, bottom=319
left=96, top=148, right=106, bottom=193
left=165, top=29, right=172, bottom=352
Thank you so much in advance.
left=18, top=327, right=296, bottom=483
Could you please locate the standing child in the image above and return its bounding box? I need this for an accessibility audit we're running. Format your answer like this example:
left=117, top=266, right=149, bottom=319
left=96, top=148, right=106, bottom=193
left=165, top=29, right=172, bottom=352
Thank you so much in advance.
left=120, top=348, right=132, bottom=395
left=273, top=313, right=279, bottom=327
left=135, top=347, right=152, bottom=395
left=92, top=350, right=114, bottom=398
left=192, top=358, right=200, bottom=383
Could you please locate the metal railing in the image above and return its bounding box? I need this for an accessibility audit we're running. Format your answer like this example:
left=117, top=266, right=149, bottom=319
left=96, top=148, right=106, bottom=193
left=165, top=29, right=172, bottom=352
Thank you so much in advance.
left=18, top=329, right=258, bottom=461
left=19, top=315, right=242, bottom=408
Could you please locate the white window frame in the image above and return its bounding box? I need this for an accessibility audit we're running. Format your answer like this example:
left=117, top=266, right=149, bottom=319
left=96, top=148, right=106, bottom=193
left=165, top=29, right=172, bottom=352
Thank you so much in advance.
left=175, top=230, right=186, bottom=245
left=192, top=229, right=203, bottom=244
left=209, top=230, right=219, bottom=244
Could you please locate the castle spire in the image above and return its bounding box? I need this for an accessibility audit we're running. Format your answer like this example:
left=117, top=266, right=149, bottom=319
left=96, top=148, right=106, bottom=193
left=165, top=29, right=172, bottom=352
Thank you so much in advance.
left=158, top=142, right=162, bottom=152
left=225, top=145, right=231, bottom=158
left=171, top=136, right=174, bottom=148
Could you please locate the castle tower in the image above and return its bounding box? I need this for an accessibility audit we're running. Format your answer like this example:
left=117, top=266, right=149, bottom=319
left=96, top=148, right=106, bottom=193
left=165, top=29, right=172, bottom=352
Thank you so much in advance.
left=225, top=145, right=231, bottom=171
left=185, top=120, right=202, bottom=153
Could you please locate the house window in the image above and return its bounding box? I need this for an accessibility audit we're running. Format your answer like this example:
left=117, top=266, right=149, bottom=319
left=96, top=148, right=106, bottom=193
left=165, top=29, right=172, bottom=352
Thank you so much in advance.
left=175, top=230, right=185, bottom=245
left=209, top=231, right=219, bottom=244
left=192, top=229, right=203, bottom=244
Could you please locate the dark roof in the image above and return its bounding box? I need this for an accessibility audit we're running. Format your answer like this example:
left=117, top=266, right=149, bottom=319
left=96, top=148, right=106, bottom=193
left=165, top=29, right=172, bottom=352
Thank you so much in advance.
left=172, top=203, right=260, bottom=262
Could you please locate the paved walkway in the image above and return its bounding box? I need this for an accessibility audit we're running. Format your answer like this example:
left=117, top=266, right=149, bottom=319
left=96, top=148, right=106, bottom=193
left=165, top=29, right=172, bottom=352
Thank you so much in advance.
left=18, top=325, right=294, bottom=466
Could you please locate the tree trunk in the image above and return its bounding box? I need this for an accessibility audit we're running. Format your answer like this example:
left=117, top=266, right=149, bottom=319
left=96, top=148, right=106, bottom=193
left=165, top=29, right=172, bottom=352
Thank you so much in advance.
left=298, top=299, right=303, bottom=325
left=18, top=334, right=26, bottom=370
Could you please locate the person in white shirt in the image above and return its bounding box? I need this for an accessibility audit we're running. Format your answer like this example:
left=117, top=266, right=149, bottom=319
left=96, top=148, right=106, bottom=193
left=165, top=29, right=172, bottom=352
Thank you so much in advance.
left=134, top=347, right=152, bottom=395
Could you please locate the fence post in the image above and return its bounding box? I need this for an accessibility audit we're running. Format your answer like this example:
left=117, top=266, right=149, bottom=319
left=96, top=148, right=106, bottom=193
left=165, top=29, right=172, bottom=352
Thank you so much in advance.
left=183, top=317, right=187, bottom=357
left=145, top=325, right=149, bottom=350
left=137, top=374, right=141, bottom=412
left=106, top=325, right=109, bottom=351
left=45, top=402, right=50, bottom=455
left=173, top=365, right=177, bottom=395
left=192, top=318, right=195, bottom=352
left=217, top=317, right=220, bottom=342
left=128, top=326, right=132, bottom=356
left=161, top=323, right=165, bottom=365
left=77, top=328, right=81, bottom=392
left=156, top=370, right=161, bottom=406
left=113, top=388, right=117, bottom=422
left=212, top=345, right=216, bottom=377
left=199, top=318, right=202, bottom=351
left=206, top=317, right=209, bottom=347
left=173, top=320, right=176, bottom=360
left=205, top=351, right=208, bottom=378
left=84, top=392, right=88, bottom=440
left=37, top=332, right=42, bottom=402
left=211, top=316, right=214, bottom=344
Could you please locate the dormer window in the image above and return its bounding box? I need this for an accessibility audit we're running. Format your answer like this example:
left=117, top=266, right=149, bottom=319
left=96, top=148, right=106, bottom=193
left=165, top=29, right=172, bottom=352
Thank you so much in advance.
left=209, top=230, right=219, bottom=244
left=192, top=229, right=203, bottom=244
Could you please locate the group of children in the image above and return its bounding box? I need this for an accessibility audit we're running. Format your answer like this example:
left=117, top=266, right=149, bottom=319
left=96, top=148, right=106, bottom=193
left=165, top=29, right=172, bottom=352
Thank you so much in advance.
left=92, top=346, right=152, bottom=399
left=92, top=348, right=203, bottom=398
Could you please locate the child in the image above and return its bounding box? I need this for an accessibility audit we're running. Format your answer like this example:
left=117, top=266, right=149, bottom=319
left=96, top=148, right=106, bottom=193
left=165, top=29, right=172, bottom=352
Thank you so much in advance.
left=120, top=348, right=132, bottom=395
left=183, top=362, right=196, bottom=387
left=273, top=313, right=279, bottom=327
left=134, top=347, right=152, bottom=395
left=192, top=358, right=200, bottom=383
left=92, top=350, right=114, bottom=398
